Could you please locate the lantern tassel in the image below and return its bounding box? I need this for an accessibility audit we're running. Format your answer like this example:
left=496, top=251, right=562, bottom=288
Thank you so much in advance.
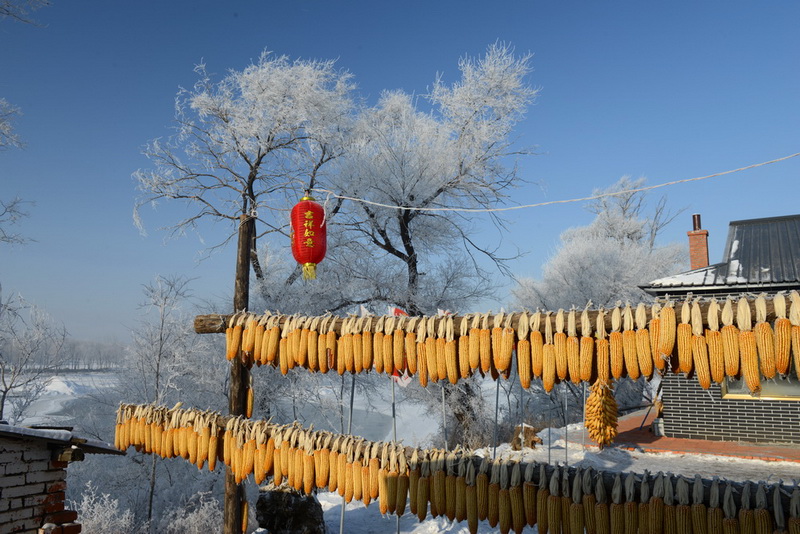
left=302, top=263, right=317, bottom=281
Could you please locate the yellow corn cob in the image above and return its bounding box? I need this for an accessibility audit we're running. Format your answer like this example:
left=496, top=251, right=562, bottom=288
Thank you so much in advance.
left=468, top=313, right=481, bottom=371
left=622, top=304, right=639, bottom=380
left=396, top=468, right=409, bottom=516
left=564, top=309, right=581, bottom=384
left=635, top=303, right=654, bottom=379
left=228, top=316, right=244, bottom=361
left=352, top=321, right=363, bottom=374
left=721, top=299, right=740, bottom=378
left=408, top=452, right=420, bottom=516
left=658, top=302, right=677, bottom=368
left=677, top=300, right=693, bottom=374
left=649, top=302, right=662, bottom=369
left=383, top=317, right=395, bottom=374
left=405, top=327, right=418, bottom=376
left=253, top=319, right=266, bottom=366
left=305, top=318, right=318, bottom=372
left=754, top=295, right=777, bottom=379
left=303, top=451, right=315, bottom=495
left=692, top=301, right=712, bottom=389
left=297, top=323, right=310, bottom=369
left=706, top=300, right=725, bottom=384
left=560, top=476, right=572, bottom=534
left=537, top=477, right=550, bottom=534
left=241, top=500, right=248, bottom=534
left=774, top=293, right=791, bottom=376
left=373, top=316, right=385, bottom=374
left=554, top=310, right=569, bottom=380
left=608, top=305, right=625, bottom=379
left=417, top=342, right=429, bottom=387
left=790, top=291, right=800, bottom=380
left=738, top=298, right=761, bottom=394
left=582, top=477, right=596, bottom=534
left=592, top=310, right=608, bottom=382
left=393, top=323, right=405, bottom=374
left=543, top=344, right=557, bottom=393
left=580, top=330, right=595, bottom=383
left=610, top=502, right=624, bottom=534
left=433, top=458, right=447, bottom=520
left=356, top=462, right=368, bottom=506
left=529, top=312, right=543, bottom=378
left=517, top=331, right=532, bottom=390
left=480, top=313, right=492, bottom=374
left=457, top=316, right=471, bottom=379
left=445, top=320, right=459, bottom=385
left=361, top=317, right=373, bottom=372
left=265, top=318, right=281, bottom=365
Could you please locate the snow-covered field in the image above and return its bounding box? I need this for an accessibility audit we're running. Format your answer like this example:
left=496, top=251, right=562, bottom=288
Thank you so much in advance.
left=18, top=371, right=800, bottom=534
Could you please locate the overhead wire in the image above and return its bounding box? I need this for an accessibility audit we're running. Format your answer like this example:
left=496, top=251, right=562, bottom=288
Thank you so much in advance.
left=310, top=152, right=800, bottom=214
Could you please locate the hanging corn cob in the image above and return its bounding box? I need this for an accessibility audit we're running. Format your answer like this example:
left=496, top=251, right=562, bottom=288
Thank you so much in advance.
left=692, top=300, right=712, bottom=389
left=639, top=472, right=652, bottom=534
left=517, top=311, right=532, bottom=389
left=567, top=308, right=581, bottom=384
left=382, top=315, right=396, bottom=375
left=523, top=461, right=538, bottom=529
left=774, top=293, right=792, bottom=376
left=458, top=315, right=472, bottom=380
left=361, top=316, right=373, bottom=373
left=788, top=486, right=799, bottom=534
left=582, top=468, right=597, bottom=534
left=722, top=482, right=739, bottom=534
left=480, top=313, right=492, bottom=374
left=663, top=475, right=676, bottom=534
left=773, top=483, right=788, bottom=534
left=465, top=459, right=479, bottom=534
left=585, top=380, right=618, bottom=449
left=580, top=305, right=595, bottom=383
left=595, top=473, right=611, bottom=534
left=677, top=300, right=693, bottom=374
left=739, top=482, right=755, bottom=534
left=560, top=467, right=572, bottom=534
left=531, top=312, right=545, bottom=379
left=609, top=473, right=624, bottom=534
left=547, top=467, right=562, bottom=534
left=537, top=463, right=550, bottom=534
left=658, top=301, right=677, bottom=371
left=708, top=478, right=724, bottom=534
left=554, top=310, right=569, bottom=381
left=719, top=298, right=740, bottom=379
left=738, top=298, right=761, bottom=394
left=621, top=473, right=637, bottom=534
left=403, top=317, right=417, bottom=375
left=636, top=303, right=654, bottom=379
left=754, top=483, right=773, bottom=534
left=675, top=477, right=692, bottom=534
left=706, top=299, right=726, bottom=384
left=426, top=316, right=438, bottom=383
left=476, top=457, right=490, bottom=522
left=621, top=303, right=639, bottom=381
left=506, top=462, right=524, bottom=534
left=416, top=319, right=428, bottom=387
left=754, top=294, right=777, bottom=379
left=569, top=468, right=585, bottom=534
left=445, top=316, right=459, bottom=385
left=455, top=454, right=467, bottom=523
left=610, top=305, right=625, bottom=380
left=791, top=291, right=800, bottom=380
left=498, top=461, right=512, bottom=534
left=691, top=474, right=709, bottom=534
left=650, top=473, right=665, bottom=534
left=543, top=312, right=557, bottom=392
left=595, top=309, right=610, bottom=385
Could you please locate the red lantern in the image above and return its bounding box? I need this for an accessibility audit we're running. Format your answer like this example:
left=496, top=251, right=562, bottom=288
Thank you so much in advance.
left=290, top=194, right=327, bottom=280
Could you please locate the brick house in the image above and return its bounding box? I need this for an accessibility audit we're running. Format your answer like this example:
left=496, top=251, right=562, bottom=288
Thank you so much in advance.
left=641, top=214, right=800, bottom=444
left=0, top=424, right=123, bottom=534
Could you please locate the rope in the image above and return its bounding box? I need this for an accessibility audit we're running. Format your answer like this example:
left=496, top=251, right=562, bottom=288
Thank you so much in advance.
left=311, top=152, right=800, bottom=214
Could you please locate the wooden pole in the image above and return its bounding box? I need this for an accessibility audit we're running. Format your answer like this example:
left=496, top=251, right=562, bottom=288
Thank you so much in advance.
left=224, top=214, right=252, bottom=534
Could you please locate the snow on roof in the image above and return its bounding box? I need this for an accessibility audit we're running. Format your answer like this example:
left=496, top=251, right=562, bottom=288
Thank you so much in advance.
left=0, top=423, right=123, bottom=455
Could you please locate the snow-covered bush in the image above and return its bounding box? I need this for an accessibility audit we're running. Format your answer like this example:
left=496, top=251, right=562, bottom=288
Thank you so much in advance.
left=71, top=482, right=139, bottom=534
left=157, top=492, right=225, bottom=534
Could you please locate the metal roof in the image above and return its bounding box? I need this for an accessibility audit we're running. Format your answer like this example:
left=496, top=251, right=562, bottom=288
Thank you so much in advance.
left=643, top=214, right=800, bottom=295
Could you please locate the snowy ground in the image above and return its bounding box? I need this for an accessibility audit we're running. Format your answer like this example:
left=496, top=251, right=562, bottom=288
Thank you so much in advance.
left=14, top=371, right=120, bottom=427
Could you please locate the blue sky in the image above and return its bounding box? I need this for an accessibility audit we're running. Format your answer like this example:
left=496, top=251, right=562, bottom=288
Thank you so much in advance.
left=1, top=1, right=798, bottom=342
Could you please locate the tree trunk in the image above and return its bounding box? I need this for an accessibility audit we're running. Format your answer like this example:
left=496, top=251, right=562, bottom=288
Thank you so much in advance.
left=225, top=214, right=252, bottom=534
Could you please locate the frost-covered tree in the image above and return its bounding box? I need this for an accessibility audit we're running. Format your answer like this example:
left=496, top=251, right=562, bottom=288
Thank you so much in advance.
left=514, top=177, right=686, bottom=310
left=0, top=290, right=67, bottom=423
left=330, top=43, right=537, bottom=316
left=133, top=50, right=355, bottom=270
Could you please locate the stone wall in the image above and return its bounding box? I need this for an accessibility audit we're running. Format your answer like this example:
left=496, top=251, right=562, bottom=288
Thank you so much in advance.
left=0, top=436, right=80, bottom=534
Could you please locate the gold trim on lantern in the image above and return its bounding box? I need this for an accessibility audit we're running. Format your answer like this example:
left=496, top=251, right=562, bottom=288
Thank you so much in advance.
left=302, top=263, right=317, bottom=280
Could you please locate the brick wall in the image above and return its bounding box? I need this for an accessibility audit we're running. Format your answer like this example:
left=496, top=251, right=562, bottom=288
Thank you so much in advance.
left=661, top=373, right=800, bottom=444
left=0, top=437, right=81, bottom=534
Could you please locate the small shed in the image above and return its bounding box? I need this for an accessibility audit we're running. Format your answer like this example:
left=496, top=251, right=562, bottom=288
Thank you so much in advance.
left=641, top=214, right=800, bottom=444
left=0, top=423, right=123, bottom=534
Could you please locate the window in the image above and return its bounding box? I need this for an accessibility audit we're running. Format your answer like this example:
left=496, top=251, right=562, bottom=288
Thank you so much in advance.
left=722, top=374, right=800, bottom=401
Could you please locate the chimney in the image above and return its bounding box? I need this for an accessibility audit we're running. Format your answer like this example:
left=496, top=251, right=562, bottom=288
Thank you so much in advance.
left=687, top=213, right=709, bottom=270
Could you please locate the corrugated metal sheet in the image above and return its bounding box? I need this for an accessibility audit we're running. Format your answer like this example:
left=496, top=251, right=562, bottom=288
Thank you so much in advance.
left=644, top=214, right=800, bottom=294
